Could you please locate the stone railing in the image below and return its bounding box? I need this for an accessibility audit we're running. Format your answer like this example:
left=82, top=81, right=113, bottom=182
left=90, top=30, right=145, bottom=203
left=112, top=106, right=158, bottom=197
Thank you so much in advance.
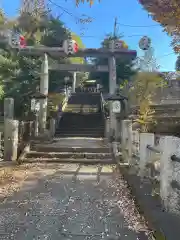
left=2, top=116, right=60, bottom=163
left=3, top=119, right=36, bottom=162
left=0, top=96, right=65, bottom=163
left=17, top=120, right=36, bottom=157
left=113, top=119, right=180, bottom=214
left=0, top=132, right=4, bottom=160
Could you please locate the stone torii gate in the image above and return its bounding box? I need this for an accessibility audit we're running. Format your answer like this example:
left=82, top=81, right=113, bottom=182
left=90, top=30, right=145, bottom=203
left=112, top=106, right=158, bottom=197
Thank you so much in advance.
left=7, top=40, right=137, bottom=134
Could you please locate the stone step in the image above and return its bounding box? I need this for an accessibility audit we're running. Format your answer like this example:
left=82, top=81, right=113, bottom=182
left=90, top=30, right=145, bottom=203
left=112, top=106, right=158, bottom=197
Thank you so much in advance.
left=64, top=106, right=100, bottom=110
left=55, top=133, right=104, bottom=138
left=56, top=128, right=104, bottom=132
left=31, top=145, right=110, bottom=153
left=56, top=122, right=104, bottom=128
left=68, top=98, right=101, bottom=105
left=59, top=119, right=104, bottom=122
left=56, top=130, right=104, bottom=134
left=26, top=151, right=111, bottom=159
left=59, top=119, right=103, bottom=124
left=56, top=126, right=104, bottom=129
left=23, top=157, right=114, bottom=164
left=60, top=112, right=103, bottom=118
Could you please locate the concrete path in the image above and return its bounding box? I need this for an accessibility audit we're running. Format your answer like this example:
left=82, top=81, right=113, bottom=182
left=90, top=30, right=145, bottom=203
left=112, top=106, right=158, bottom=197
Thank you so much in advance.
left=0, top=163, right=149, bottom=240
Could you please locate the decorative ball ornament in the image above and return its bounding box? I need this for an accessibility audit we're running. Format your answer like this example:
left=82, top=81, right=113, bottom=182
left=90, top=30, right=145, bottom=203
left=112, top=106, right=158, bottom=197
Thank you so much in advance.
left=139, top=36, right=151, bottom=50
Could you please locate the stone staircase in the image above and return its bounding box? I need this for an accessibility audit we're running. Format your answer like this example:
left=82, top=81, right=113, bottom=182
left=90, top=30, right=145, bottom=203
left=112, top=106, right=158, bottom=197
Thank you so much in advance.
left=21, top=91, right=113, bottom=165
left=56, top=92, right=104, bottom=138
left=23, top=138, right=113, bottom=164
left=68, top=92, right=101, bottom=105
left=62, top=92, right=101, bottom=113
left=56, top=112, right=104, bottom=138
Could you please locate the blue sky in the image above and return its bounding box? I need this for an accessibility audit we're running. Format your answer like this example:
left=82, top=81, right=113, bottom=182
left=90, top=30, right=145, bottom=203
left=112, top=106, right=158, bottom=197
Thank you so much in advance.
left=1, top=0, right=177, bottom=71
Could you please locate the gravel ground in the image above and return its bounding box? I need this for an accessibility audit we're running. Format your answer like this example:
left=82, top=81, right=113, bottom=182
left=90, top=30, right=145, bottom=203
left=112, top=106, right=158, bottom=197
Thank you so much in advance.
left=0, top=163, right=151, bottom=240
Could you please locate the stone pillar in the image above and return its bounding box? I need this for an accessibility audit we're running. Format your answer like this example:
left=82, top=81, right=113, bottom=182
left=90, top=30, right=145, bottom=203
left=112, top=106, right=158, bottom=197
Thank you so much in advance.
left=50, top=118, right=56, bottom=137
left=105, top=117, right=110, bottom=139
left=4, top=119, right=19, bottom=161
left=72, top=72, right=77, bottom=93
left=121, top=120, right=132, bottom=164
left=139, top=133, right=155, bottom=177
left=39, top=54, right=49, bottom=133
left=97, top=84, right=100, bottom=92
left=108, top=40, right=117, bottom=136
left=35, top=114, right=39, bottom=137
left=0, top=132, right=2, bottom=158
left=159, top=136, right=180, bottom=211
left=4, top=98, right=14, bottom=120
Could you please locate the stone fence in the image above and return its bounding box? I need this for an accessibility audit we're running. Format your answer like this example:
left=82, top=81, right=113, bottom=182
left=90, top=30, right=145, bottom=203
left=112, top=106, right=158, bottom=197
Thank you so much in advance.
left=0, top=97, right=62, bottom=162
left=111, top=119, right=180, bottom=215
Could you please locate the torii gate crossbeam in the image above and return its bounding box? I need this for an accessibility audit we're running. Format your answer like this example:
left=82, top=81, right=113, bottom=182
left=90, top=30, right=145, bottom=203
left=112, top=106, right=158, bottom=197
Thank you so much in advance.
left=17, top=46, right=137, bottom=59
left=49, top=63, right=109, bottom=72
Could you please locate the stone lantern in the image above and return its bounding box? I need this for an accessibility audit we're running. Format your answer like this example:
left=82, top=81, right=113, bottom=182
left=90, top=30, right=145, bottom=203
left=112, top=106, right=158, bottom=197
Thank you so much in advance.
left=23, top=91, right=47, bottom=137
left=104, top=90, right=128, bottom=142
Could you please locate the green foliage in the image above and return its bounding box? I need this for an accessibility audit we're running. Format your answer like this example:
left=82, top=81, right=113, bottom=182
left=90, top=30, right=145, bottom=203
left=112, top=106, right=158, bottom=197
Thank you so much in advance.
left=48, top=93, right=65, bottom=116
left=129, top=72, right=165, bottom=132
left=89, top=34, right=136, bottom=92
left=41, top=15, right=69, bottom=47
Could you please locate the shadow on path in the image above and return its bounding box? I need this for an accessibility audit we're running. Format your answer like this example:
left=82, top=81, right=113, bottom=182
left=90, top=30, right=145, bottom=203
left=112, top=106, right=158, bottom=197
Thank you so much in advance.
left=0, top=163, right=149, bottom=240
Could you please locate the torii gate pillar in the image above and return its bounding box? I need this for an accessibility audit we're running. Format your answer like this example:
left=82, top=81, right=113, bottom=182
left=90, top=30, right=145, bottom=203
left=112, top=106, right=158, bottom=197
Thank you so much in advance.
left=39, top=54, right=49, bottom=133
left=72, top=72, right=77, bottom=93
left=108, top=40, right=117, bottom=137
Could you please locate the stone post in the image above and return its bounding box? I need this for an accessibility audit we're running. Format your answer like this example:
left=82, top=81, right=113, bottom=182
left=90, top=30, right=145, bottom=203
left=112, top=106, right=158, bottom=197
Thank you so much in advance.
left=4, top=98, right=14, bottom=120
left=72, top=72, right=77, bottom=93
left=121, top=120, right=132, bottom=164
left=39, top=54, right=49, bottom=133
left=4, top=119, right=19, bottom=161
left=108, top=40, right=117, bottom=136
left=0, top=132, right=2, bottom=158
left=159, top=136, right=180, bottom=211
left=49, top=118, right=56, bottom=137
left=105, top=117, right=110, bottom=139
left=97, top=84, right=100, bottom=92
left=35, top=114, right=39, bottom=137
left=139, top=133, right=154, bottom=177
left=121, top=120, right=128, bottom=163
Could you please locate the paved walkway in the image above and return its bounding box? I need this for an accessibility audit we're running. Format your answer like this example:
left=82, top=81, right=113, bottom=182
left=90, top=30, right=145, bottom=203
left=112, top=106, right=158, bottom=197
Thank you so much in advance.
left=0, top=163, right=149, bottom=240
